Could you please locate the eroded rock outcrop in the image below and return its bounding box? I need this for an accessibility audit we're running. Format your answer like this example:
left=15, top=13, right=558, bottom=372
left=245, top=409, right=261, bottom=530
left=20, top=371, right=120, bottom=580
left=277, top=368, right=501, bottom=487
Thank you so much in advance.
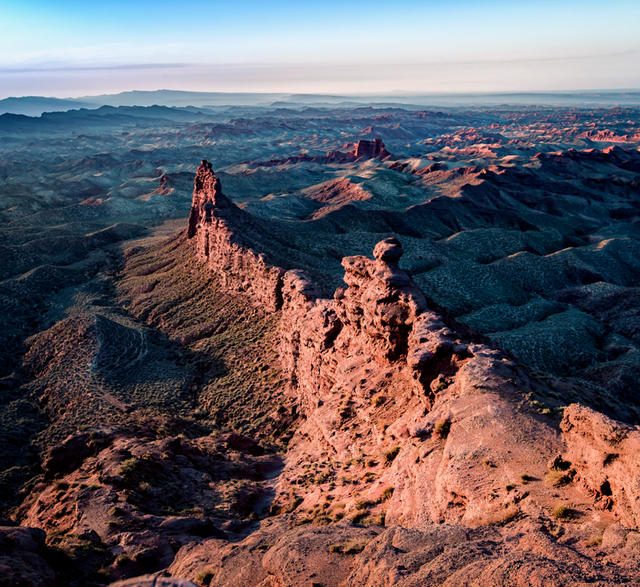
left=250, top=138, right=393, bottom=167
left=279, top=236, right=474, bottom=417
left=0, top=525, right=55, bottom=587
left=561, top=404, right=640, bottom=527
left=187, top=161, right=284, bottom=312
left=111, top=165, right=640, bottom=586
left=353, top=138, right=391, bottom=160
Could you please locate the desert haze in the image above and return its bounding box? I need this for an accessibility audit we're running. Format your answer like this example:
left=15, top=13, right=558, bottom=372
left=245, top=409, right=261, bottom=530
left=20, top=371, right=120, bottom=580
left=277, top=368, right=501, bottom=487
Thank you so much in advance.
left=1, top=87, right=640, bottom=587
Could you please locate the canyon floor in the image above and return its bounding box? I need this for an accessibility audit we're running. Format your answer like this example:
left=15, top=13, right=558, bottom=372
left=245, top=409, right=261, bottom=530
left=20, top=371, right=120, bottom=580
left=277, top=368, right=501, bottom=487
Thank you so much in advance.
left=1, top=97, right=640, bottom=586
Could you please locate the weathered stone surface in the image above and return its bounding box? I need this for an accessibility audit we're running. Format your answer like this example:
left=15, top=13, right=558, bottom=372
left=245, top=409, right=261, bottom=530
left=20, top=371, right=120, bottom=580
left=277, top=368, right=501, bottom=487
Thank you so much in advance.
left=353, top=138, right=392, bottom=160
left=561, top=404, right=640, bottom=527
left=109, top=575, right=198, bottom=587
left=187, top=163, right=284, bottom=313
left=0, top=525, right=55, bottom=587
left=176, top=168, right=640, bottom=586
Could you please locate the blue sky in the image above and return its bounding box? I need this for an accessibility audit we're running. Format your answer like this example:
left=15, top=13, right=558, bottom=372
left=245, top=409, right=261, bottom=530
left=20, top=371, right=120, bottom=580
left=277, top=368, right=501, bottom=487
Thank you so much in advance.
left=1, top=0, right=639, bottom=98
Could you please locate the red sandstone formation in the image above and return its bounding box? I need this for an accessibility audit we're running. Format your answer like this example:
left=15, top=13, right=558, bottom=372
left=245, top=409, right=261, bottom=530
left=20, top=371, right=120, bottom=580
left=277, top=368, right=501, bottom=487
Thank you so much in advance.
left=352, top=137, right=392, bottom=160
left=187, top=161, right=284, bottom=313
left=561, top=404, right=640, bottom=528
left=171, top=167, right=640, bottom=585
left=11, top=166, right=639, bottom=587
left=250, top=138, right=393, bottom=167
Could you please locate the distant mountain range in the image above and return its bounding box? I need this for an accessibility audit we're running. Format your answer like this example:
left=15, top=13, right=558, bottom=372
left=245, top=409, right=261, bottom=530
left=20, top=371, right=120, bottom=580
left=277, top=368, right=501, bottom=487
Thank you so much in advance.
left=1, top=88, right=640, bottom=117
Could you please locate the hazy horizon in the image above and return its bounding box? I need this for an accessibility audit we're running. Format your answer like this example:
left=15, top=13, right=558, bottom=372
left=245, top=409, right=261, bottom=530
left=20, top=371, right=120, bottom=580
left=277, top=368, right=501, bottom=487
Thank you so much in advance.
left=1, top=0, right=639, bottom=100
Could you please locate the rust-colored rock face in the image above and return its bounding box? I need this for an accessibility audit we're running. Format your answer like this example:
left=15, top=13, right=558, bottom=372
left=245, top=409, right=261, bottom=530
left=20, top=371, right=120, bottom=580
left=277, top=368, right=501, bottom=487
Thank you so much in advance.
left=353, top=138, right=391, bottom=160
left=187, top=161, right=284, bottom=312
left=561, top=404, right=640, bottom=528
left=108, top=166, right=640, bottom=586
left=279, top=236, right=473, bottom=421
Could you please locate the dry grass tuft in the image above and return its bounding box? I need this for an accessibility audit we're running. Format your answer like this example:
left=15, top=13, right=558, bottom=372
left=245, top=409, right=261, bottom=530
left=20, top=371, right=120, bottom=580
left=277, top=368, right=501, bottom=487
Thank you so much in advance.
left=434, top=419, right=451, bottom=439
left=329, top=538, right=371, bottom=555
left=469, top=505, right=520, bottom=526
left=552, top=504, right=573, bottom=520
left=382, top=446, right=401, bottom=463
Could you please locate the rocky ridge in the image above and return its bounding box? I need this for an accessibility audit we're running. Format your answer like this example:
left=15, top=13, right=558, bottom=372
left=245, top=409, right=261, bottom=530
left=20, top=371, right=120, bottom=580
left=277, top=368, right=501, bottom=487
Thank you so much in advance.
left=173, top=165, right=640, bottom=585
left=2, top=103, right=640, bottom=586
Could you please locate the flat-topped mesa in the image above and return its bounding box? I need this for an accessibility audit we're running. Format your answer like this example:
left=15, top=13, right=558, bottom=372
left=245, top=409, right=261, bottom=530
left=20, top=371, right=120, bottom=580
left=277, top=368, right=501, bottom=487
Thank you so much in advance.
left=353, top=137, right=392, bottom=160
left=187, top=161, right=284, bottom=313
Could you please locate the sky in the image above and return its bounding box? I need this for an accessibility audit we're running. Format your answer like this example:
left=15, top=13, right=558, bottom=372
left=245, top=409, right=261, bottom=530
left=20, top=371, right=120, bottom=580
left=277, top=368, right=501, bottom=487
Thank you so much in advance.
left=1, top=0, right=639, bottom=99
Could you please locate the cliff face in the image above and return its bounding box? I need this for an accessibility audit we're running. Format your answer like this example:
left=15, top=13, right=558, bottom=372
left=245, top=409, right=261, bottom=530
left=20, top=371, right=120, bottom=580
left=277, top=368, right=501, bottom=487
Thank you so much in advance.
left=169, top=166, right=640, bottom=585
left=187, top=161, right=284, bottom=313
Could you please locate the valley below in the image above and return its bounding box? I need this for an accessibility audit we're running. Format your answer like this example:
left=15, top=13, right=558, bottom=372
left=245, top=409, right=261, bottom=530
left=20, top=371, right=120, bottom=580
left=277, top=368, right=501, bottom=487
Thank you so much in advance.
left=1, top=95, right=640, bottom=586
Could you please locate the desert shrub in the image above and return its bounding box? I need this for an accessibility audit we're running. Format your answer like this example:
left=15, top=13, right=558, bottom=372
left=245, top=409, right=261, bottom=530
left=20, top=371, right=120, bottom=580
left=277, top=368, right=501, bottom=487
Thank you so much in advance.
left=382, top=446, right=401, bottom=463
left=368, top=511, right=386, bottom=525
left=586, top=534, right=603, bottom=547
left=469, top=505, right=520, bottom=526
left=365, top=458, right=377, bottom=468
left=546, top=468, right=576, bottom=487
left=552, top=504, right=573, bottom=520
left=378, top=486, right=394, bottom=503
left=434, top=419, right=450, bottom=438
left=355, top=499, right=373, bottom=511
left=118, top=458, right=139, bottom=481
left=520, top=474, right=532, bottom=484
left=115, top=554, right=130, bottom=565
left=329, top=538, right=371, bottom=555
left=286, top=496, right=303, bottom=513
left=436, top=378, right=451, bottom=391
left=348, top=510, right=368, bottom=523
left=371, top=394, right=385, bottom=407
left=195, top=569, right=215, bottom=586
left=505, top=484, right=516, bottom=491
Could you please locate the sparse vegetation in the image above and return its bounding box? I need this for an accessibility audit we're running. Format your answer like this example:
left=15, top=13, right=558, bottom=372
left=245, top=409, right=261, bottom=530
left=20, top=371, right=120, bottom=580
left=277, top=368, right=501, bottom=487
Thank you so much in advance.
left=329, top=538, right=371, bottom=555
left=469, top=505, right=520, bottom=526
left=117, top=458, right=139, bottom=481
left=546, top=468, right=576, bottom=487
left=552, top=505, right=573, bottom=520
left=195, top=569, right=215, bottom=586
left=378, top=486, right=394, bottom=503
left=586, top=534, right=603, bottom=547
left=348, top=510, right=369, bottom=523
left=382, top=446, right=401, bottom=463
left=520, top=474, right=532, bottom=484
left=434, top=419, right=450, bottom=439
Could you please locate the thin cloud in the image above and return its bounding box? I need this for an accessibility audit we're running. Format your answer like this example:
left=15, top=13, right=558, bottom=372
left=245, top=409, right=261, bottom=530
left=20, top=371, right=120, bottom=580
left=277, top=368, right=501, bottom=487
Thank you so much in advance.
left=0, top=63, right=190, bottom=74
left=2, top=46, right=637, bottom=76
